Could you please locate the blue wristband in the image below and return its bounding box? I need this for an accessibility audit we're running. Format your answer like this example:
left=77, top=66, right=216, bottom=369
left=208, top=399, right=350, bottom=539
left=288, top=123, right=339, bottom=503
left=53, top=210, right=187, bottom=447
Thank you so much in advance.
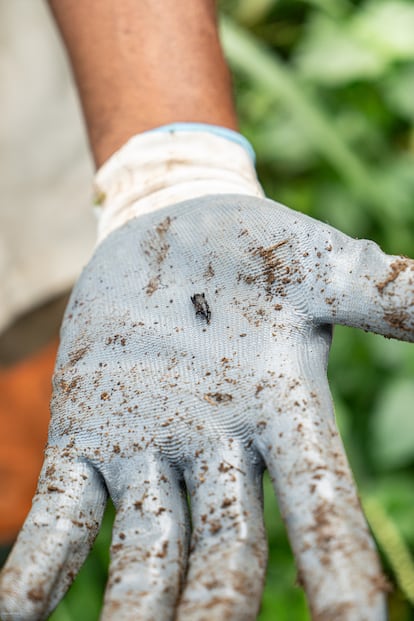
left=144, top=123, right=256, bottom=164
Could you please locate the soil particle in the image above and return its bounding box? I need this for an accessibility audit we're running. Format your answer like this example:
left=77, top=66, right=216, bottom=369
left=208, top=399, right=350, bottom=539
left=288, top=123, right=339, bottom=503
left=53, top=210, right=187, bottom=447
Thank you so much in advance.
left=204, top=578, right=221, bottom=590
left=155, top=540, right=169, bottom=558
left=218, top=462, right=231, bottom=474
left=204, top=263, right=215, bottom=279
left=383, top=310, right=411, bottom=332
left=27, top=586, right=45, bottom=602
left=155, top=216, right=171, bottom=237
left=371, top=572, right=392, bottom=594
left=255, top=384, right=264, bottom=397
left=59, top=378, right=79, bottom=394
left=209, top=520, right=222, bottom=534
left=69, top=346, right=88, bottom=366
left=47, top=485, right=64, bottom=493
left=312, top=602, right=353, bottom=621
left=204, top=392, right=233, bottom=406
left=45, top=464, right=56, bottom=478
left=146, top=276, right=160, bottom=296
left=239, top=273, right=257, bottom=285
left=252, top=240, right=288, bottom=293
left=310, top=501, right=337, bottom=555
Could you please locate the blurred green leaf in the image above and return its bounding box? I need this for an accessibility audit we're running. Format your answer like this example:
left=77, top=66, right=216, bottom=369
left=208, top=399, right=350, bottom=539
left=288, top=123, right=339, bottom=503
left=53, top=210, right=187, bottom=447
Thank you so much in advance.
left=49, top=504, right=114, bottom=621
left=381, top=65, right=414, bottom=122
left=372, top=379, right=414, bottom=469
left=363, top=495, right=414, bottom=605
left=221, top=15, right=409, bottom=221
left=252, top=110, right=317, bottom=170
left=367, top=333, right=414, bottom=374
left=353, top=1, right=414, bottom=62
left=234, top=0, right=276, bottom=25
left=295, top=14, right=383, bottom=85
left=260, top=473, right=309, bottom=620
left=370, top=475, right=414, bottom=546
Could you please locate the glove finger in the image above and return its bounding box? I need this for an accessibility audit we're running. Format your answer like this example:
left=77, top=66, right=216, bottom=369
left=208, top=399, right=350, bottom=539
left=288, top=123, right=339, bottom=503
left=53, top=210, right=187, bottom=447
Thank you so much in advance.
left=0, top=448, right=107, bottom=621
left=311, top=233, right=414, bottom=341
left=256, top=371, right=388, bottom=621
left=100, top=456, right=189, bottom=621
left=176, top=446, right=266, bottom=621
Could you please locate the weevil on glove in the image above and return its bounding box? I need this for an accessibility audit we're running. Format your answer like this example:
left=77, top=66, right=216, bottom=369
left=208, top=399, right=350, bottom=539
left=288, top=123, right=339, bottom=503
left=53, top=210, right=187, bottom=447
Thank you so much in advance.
left=1, top=124, right=413, bottom=621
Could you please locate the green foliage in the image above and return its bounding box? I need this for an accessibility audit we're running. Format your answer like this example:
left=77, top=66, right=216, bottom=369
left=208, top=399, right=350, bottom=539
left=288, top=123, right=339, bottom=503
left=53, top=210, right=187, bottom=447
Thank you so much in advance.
left=372, top=379, right=414, bottom=469
left=50, top=1, right=414, bottom=619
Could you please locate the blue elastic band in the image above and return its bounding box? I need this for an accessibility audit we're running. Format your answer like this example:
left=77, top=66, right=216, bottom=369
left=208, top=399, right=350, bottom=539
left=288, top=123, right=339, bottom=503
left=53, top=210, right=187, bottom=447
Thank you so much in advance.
left=145, top=123, right=256, bottom=164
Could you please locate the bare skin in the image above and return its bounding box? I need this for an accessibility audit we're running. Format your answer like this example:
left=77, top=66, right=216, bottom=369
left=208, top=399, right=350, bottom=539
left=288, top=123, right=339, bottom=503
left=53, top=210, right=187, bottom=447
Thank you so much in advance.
left=48, top=0, right=238, bottom=167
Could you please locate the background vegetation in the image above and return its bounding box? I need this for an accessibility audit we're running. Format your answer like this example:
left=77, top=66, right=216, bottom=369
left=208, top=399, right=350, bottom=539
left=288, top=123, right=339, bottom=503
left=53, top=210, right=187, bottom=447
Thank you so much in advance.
left=50, top=0, right=414, bottom=619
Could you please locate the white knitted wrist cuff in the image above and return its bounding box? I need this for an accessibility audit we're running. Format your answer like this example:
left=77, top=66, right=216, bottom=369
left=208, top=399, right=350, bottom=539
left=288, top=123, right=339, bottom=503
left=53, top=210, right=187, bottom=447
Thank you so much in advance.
left=93, top=125, right=264, bottom=243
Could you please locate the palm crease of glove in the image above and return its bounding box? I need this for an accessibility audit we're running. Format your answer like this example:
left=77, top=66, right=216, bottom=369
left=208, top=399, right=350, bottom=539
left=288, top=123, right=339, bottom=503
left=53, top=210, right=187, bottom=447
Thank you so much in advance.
left=1, top=194, right=413, bottom=621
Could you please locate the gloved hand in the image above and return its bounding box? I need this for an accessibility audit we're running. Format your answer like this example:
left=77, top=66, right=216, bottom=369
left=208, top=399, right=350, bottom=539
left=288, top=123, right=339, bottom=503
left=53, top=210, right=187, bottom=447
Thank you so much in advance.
left=1, top=131, right=413, bottom=621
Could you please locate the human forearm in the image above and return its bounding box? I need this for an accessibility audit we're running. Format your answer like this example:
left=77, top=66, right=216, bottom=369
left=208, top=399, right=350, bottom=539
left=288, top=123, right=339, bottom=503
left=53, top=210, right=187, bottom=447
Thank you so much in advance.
left=48, top=0, right=238, bottom=167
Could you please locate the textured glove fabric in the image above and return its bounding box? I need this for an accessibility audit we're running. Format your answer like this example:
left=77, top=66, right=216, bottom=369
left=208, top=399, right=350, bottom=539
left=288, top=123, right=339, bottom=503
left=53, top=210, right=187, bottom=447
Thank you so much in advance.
left=93, top=124, right=264, bottom=243
left=1, top=195, right=413, bottom=621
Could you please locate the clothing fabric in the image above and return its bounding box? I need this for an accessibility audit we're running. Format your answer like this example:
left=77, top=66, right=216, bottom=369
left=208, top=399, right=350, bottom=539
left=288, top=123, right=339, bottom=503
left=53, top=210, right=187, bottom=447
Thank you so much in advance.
left=0, top=0, right=94, bottom=543
left=0, top=0, right=95, bottom=334
left=0, top=340, right=56, bottom=542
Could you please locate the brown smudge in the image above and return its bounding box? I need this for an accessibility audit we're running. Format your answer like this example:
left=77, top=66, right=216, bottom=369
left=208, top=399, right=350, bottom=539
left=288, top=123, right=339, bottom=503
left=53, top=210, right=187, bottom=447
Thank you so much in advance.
left=204, top=392, right=233, bottom=406
left=27, top=586, right=45, bottom=602
left=376, top=258, right=409, bottom=295
left=145, top=276, right=160, bottom=296
left=252, top=240, right=289, bottom=291
left=144, top=216, right=172, bottom=295
left=383, top=310, right=411, bottom=332
left=59, top=378, right=79, bottom=394
left=155, top=540, right=169, bottom=558
left=155, top=216, right=171, bottom=237
left=312, top=602, right=353, bottom=621
left=68, top=346, right=88, bottom=366
left=47, top=485, right=64, bottom=493
left=204, top=263, right=215, bottom=279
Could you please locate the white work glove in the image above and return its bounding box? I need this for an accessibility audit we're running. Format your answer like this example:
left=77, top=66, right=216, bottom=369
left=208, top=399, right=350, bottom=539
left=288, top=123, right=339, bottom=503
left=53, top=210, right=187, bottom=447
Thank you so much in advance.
left=1, top=127, right=413, bottom=621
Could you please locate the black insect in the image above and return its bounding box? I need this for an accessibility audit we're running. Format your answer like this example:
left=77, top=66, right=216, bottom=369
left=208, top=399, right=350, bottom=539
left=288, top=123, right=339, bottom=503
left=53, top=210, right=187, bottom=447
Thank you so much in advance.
left=191, top=292, right=211, bottom=324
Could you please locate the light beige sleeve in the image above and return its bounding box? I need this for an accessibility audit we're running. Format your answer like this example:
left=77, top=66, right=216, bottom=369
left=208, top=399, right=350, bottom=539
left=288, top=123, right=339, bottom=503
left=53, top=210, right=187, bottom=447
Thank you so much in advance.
left=0, top=0, right=95, bottom=333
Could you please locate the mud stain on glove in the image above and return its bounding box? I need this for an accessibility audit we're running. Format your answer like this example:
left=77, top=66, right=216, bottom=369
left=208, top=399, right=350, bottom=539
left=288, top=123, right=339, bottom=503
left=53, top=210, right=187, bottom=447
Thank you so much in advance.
left=376, top=257, right=410, bottom=295
left=143, top=216, right=172, bottom=296
left=203, top=392, right=232, bottom=406
left=251, top=239, right=289, bottom=295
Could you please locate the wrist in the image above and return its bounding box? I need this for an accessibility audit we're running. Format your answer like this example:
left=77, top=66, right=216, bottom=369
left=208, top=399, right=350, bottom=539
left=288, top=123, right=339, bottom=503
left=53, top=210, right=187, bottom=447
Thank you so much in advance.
left=93, top=124, right=264, bottom=243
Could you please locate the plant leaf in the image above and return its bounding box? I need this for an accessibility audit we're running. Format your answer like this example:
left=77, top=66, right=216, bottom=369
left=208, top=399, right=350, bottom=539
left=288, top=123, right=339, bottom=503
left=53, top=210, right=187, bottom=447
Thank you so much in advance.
left=372, top=378, right=414, bottom=469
